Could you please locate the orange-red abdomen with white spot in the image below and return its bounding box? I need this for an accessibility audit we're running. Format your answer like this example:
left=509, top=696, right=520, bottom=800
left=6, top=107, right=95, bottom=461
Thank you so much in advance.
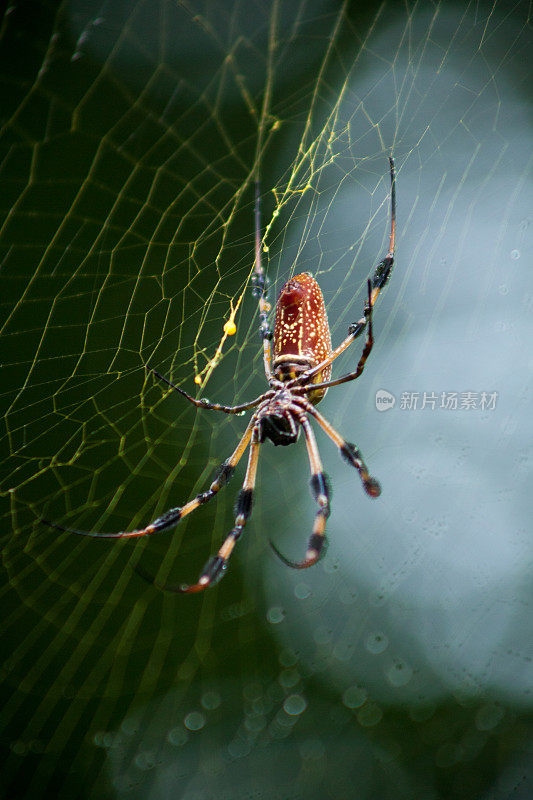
left=273, top=272, right=332, bottom=404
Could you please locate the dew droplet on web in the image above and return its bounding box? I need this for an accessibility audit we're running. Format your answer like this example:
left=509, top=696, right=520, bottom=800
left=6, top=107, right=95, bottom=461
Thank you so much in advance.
left=365, top=631, right=388, bottom=654
left=342, top=685, right=367, bottom=708
left=183, top=710, right=206, bottom=731
left=283, top=693, right=307, bottom=716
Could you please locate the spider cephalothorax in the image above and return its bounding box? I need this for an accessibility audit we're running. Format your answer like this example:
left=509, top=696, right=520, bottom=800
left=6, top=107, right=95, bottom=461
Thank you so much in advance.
left=259, top=402, right=299, bottom=446
left=43, top=158, right=396, bottom=593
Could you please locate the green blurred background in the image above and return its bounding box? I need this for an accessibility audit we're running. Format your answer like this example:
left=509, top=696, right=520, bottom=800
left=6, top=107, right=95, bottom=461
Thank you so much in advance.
left=1, top=1, right=532, bottom=798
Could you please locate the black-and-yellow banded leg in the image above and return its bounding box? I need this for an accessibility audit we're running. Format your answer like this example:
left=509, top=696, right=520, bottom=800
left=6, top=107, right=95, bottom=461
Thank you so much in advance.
left=43, top=415, right=257, bottom=540
left=270, top=413, right=331, bottom=570
left=166, top=431, right=261, bottom=593
left=300, top=400, right=381, bottom=498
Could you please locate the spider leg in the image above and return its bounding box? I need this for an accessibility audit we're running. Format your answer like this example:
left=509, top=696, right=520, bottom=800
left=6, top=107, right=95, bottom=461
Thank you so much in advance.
left=270, top=413, right=330, bottom=570
left=294, top=398, right=381, bottom=497
left=251, top=179, right=274, bottom=381
left=151, top=369, right=270, bottom=414
left=294, top=279, right=374, bottom=395
left=286, top=156, right=395, bottom=389
left=42, top=414, right=258, bottom=539
left=148, top=430, right=261, bottom=593
left=348, top=155, right=395, bottom=339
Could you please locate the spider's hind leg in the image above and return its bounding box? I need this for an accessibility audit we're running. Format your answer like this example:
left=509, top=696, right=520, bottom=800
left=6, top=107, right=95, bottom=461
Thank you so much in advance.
left=270, top=413, right=331, bottom=570
left=339, top=442, right=381, bottom=497
left=301, top=402, right=381, bottom=498
left=145, top=432, right=261, bottom=594
left=46, top=413, right=257, bottom=544
left=179, top=434, right=260, bottom=593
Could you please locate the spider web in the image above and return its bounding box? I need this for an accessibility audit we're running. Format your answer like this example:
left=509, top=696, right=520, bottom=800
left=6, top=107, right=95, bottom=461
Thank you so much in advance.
left=1, top=1, right=532, bottom=798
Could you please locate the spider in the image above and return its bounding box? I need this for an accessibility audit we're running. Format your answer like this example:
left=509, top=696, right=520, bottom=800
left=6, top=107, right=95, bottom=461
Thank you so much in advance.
left=43, top=157, right=396, bottom=594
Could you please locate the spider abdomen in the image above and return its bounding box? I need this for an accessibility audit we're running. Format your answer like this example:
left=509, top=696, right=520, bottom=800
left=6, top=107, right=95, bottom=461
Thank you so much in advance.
left=272, top=272, right=332, bottom=403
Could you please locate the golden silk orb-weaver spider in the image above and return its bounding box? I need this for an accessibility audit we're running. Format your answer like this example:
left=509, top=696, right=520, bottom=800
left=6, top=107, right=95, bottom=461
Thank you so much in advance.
left=43, top=157, right=396, bottom=594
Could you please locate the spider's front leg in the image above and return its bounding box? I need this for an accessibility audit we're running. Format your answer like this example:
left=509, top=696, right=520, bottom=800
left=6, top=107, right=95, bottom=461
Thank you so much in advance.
left=292, top=280, right=376, bottom=397
left=150, top=369, right=269, bottom=414
left=349, top=155, right=396, bottom=340
left=287, top=156, right=395, bottom=394
left=251, top=180, right=274, bottom=382
left=348, top=278, right=375, bottom=380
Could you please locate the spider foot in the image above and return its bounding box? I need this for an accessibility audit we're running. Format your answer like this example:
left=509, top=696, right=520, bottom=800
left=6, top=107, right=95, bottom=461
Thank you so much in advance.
left=269, top=537, right=327, bottom=570
left=340, top=443, right=381, bottom=497
left=364, top=477, right=381, bottom=497
left=178, top=556, right=227, bottom=594
left=177, top=579, right=210, bottom=594
left=134, top=556, right=226, bottom=594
